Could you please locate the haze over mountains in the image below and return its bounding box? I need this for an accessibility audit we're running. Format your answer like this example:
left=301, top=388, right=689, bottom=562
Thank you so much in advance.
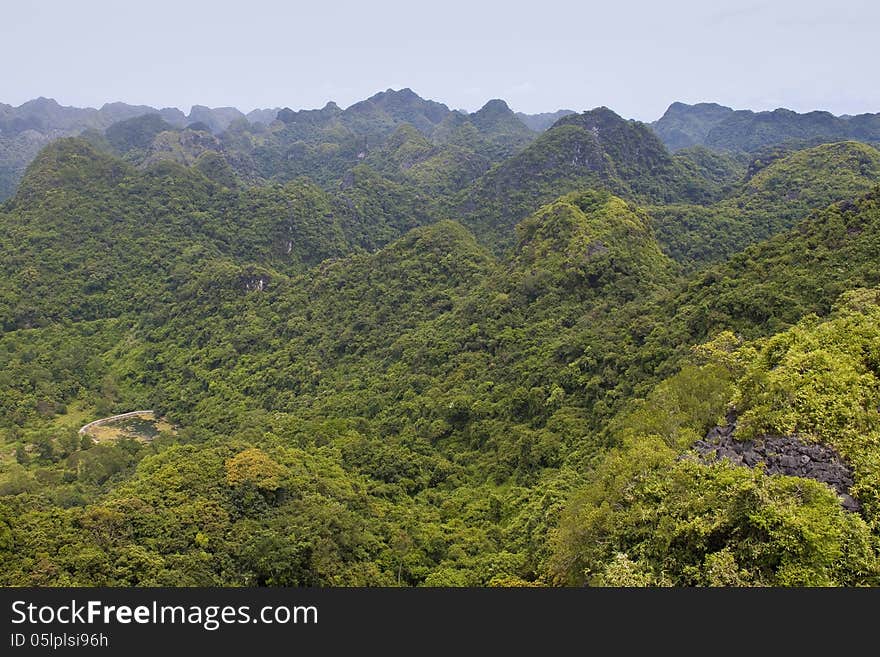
left=652, top=101, right=880, bottom=151
left=0, top=90, right=565, bottom=201
left=3, top=84, right=880, bottom=587
left=5, top=89, right=880, bottom=203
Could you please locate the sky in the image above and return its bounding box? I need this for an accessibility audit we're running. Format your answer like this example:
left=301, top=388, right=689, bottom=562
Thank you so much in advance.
left=2, top=0, right=878, bottom=121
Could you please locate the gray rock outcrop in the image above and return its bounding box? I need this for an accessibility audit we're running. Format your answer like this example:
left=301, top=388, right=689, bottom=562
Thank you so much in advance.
left=694, top=413, right=860, bottom=511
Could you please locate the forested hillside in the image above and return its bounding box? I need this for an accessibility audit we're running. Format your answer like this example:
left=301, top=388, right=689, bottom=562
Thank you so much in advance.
left=0, top=97, right=261, bottom=202
left=2, top=89, right=880, bottom=587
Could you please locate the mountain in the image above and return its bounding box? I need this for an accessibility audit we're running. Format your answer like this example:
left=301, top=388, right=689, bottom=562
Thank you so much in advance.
left=7, top=156, right=880, bottom=586
left=105, top=114, right=176, bottom=153
left=650, top=140, right=880, bottom=266
left=455, top=106, right=716, bottom=248
left=653, top=101, right=880, bottom=152
left=0, top=134, right=461, bottom=330
left=1, top=130, right=53, bottom=201
left=707, top=108, right=846, bottom=151
left=6, top=94, right=880, bottom=204
left=0, top=97, right=248, bottom=139
left=100, top=101, right=183, bottom=128
left=362, top=124, right=490, bottom=197
left=5, top=89, right=880, bottom=589
left=651, top=102, right=734, bottom=150
left=671, top=146, right=746, bottom=198
left=539, top=184, right=880, bottom=431
left=552, top=190, right=880, bottom=584
left=467, top=99, right=536, bottom=158
left=511, top=190, right=675, bottom=301
left=0, top=97, right=138, bottom=135
left=275, top=101, right=343, bottom=126
left=187, top=105, right=246, bottom=134
left=516, top=109, right=576, bottom=132
left=0, top=138, right=350, bottom=329
left=246, top=107, right=282, bottom=125
left=340, top=88, right=452, bottom=137
left=0, top=98, right=282, bottom=201
left=0, top=98, right=168, bottom=199
left=553, top=285, right=880, bottom=585
left=219, top=90, right=538, bottom=190
left=654, top=187, right=880, bottom=343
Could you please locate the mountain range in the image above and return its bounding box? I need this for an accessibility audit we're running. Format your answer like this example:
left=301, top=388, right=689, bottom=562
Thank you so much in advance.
left=6, top=90, right=880, bottom=203
left=2, top=87, right=880, bottom=587
left=652, top=101, right=880, bottom=151
left=0, top=91, right=572, bottom=202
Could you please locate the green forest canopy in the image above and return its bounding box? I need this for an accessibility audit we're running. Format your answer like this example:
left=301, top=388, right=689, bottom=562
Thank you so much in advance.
left=2, top=96, right=880, bottom=586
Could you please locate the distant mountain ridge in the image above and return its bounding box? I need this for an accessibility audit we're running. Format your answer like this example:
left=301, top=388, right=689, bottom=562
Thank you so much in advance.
left=453, top=106, right=718, bottom=248
left=0, top=96, right=249, bottom=137
left=4, top=91, right=880, bottom=204
left=515, top=109, right=576, bottom=132
left=0, top=90, right=558, bottom=201
left=0, top=97, right=257, bottom=201
left=649, top=102, right=736, bottom=151
left=653, top=101, right=880, bottom=151
left=218, top=90, right=542, bottom=192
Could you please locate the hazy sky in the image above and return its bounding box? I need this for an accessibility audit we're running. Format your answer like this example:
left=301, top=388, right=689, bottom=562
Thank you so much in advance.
left=2, top=0, right=878, bottom=121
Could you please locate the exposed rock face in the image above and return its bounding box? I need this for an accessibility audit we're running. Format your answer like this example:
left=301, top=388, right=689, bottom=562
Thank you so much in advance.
left=240, top=272, right=269, bottom=293
left=694, top=414, right=860, bottom=511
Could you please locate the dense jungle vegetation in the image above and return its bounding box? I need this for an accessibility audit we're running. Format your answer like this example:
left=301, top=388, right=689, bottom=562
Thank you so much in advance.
left=2, top=91, right=880, bottom=586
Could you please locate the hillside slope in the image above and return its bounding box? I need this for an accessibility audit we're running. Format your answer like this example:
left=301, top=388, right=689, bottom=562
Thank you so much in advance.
left=455, top=107, right=714, bottom=249
left=651, top=141, right=880, bottom=266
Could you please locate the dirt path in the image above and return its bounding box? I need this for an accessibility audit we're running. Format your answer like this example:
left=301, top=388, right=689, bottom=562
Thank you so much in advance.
left=78, top=410, right=156, bottom=435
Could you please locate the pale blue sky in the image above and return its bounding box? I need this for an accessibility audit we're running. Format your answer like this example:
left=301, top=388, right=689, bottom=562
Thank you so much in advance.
left=2, top=0, right=878, bottom=120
